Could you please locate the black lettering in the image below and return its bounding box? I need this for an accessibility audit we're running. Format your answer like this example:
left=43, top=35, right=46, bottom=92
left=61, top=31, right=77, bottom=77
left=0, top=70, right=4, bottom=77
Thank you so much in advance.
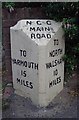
left=46, top=62, right=52, bottom=69
left=59, top=49, right=63, bottom=54
left=30, top=82, right=33, bottom=89
left=58, top=76, right=61, bottom=83
left=20, top=60, right=24, bottom=66
left=46, top=21, right=51, bottom=25
left=36, top=33, right=41, bottom=39
left=52, top=50, right=55, bottom=57
left=20, top=50, right=26, bottom=57
left=42, top=34, right=46, bottom=38
left=21, top=79, right=22, bottom=85
left=49, top=51, right=54, bottom=57
left=17, top=78, right=20, bottom=83
left=55, top=80, right=57, bottom=85
left=23, top=50, right=26, bottom=57
left=30, top=27, right=35, bottom=31
left=16, top=60, right=21, bottom=65
left=49, top=81, right=52, bottom=88
left=12, top=59, right=16, bottom=64
left=23, top=80, right=26, bottom=86
left=20, top=50, right=22, bottom=56
left=28, top=62, right=31, bottom=68
left=54, top=60, right=57, bottom=67
left=26, top=81, right=29, bottom=87
left=45, top=27, right=51, bottom=31
left=47, top=34, right=51, bottom=39
left=49, top=76, right=61, bottom=88
left=37, top=27, right=41, bottom=31
left=55, top=50, right=58, bottom=56
left=16, top=78, right=33, bottom=89
left=57, top=77, right=59, bottom=84
left=21, top=70, right=27, bottom=77
left=54, top=39, right=59, bottom=45
left=35, top=63, right=38, bottom=70
left=57, top=59, right=62, bottom=64
left=31, top=33, right=35, bottom=39
left=53, top=60, right=57, bottom=67
left=23, top=61, right=27, bottom=67
left=12, top=58, right=38, bottom=70
left=26, top=21, right=32, bottom=25
left=49, top=49, right=63, bottom=57
left=31, top=62, right=34, bottom=69
left=36, top=21, right=41, bottom=25
left=53, top=69, right=58, bottom=76
left=46, top=59, right=63, bottom=69
left=53, top=80, right=57, bottom=85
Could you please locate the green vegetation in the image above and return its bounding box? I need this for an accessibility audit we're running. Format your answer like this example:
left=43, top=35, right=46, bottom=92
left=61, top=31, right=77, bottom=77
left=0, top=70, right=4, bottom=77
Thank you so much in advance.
left=2, top=2, right=79, bottom=80
left=44, top=2, right=79, bottom=80
left=2, top=2, right=15, bottom=12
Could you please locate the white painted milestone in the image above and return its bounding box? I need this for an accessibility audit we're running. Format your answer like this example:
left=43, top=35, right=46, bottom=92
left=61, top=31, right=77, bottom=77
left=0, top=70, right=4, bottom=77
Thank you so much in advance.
left=10, top=19, right=65, bottom=107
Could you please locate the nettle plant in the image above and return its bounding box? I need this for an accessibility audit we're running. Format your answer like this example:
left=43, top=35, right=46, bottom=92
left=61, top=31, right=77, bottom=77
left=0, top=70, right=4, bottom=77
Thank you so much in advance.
left=62, top=17, right=78, bottom=78
left=44, top=2, right=79, bottom=80
left=3, top=2, right=15, bottom=12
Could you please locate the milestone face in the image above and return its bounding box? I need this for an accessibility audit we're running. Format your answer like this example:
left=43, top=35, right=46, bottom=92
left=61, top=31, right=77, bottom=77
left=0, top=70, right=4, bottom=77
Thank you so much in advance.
left=10, top=19, right=65, bottom=107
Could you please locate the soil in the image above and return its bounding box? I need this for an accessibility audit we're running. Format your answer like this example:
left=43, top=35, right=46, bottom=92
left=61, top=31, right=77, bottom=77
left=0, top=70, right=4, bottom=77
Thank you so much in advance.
left=2, top=71, right=79, bottom=118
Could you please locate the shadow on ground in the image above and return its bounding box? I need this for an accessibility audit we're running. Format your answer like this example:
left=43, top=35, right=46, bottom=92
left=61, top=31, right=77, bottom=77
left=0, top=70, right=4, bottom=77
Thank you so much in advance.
left=2, top=71, right=78, bottom=118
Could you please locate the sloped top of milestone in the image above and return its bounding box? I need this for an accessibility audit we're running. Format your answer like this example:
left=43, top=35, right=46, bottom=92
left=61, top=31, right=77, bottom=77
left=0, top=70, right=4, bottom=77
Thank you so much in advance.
left=10, top=19, right=62, bottom=45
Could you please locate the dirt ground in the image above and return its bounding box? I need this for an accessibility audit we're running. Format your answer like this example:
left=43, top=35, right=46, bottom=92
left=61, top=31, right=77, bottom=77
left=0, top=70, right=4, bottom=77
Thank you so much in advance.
left=2, top=70, right=79, bottom=118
